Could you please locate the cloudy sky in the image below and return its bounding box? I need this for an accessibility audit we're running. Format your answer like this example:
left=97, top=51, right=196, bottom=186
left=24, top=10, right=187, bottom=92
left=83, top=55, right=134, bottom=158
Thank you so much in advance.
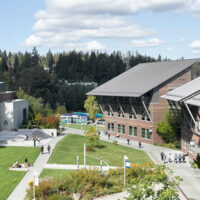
left=1, top=0, right=200, bottom=59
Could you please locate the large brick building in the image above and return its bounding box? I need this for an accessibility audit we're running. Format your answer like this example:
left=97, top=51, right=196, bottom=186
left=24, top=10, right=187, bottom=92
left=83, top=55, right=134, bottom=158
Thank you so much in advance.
left=162, top=76, right=200, bottom=159
left=0, top=82, right=29, bottom=131
left=87, top=59, right=200, bottom=144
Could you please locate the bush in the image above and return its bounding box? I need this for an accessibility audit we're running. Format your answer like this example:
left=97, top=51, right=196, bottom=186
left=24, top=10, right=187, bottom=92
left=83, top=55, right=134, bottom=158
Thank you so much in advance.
left=86, top=145, right=95, bottom=152
left=40, top=115, right=60, bottom=129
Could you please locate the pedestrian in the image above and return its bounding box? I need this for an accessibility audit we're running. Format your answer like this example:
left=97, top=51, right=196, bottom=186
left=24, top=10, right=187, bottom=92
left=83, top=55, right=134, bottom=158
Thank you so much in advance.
left=168, top=153, right=172, bottom=163
left=108, top=133, right=110, bottom=140
left=174, top=154, right=178, bottom=163
left=160, top=152, right=164, bottom=161
left=178, top=154, right=182, bottom=163
left=183, top=154, right=186, bottom=163
left=163, top=153, right=166, bottom=164
left=47, top=145, right=51, bottom=154
left=37, top=136, right=40, bottom=143
left=138, top=141, right=142, bottom=148
left=51, top=132, right=54, bottom=138
left=24, top=158, right=28, bottom=168
left=98, top=131, right=100, bottom=136
left=41, top=145, right=44, bottom=154
left=127, top=138, right=130, bottom=145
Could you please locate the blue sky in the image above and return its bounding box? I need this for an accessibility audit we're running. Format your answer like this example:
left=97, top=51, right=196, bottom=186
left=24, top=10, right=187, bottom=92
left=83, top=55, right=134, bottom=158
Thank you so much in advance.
left=1, top=0, right=200, bottom=59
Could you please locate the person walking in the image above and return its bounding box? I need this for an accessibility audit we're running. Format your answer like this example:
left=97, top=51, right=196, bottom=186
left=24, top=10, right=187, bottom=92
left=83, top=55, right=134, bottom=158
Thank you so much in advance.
left=160, top=152, right=164, bottom=161
left=168, top=153, right=172, bottom=163
left=183, top=154, right=186, bottom=163
left=47, top=145, right=51, bottom=154
left=98, top=131, right=100, bottom=137
left=163, top=153, right=166, bottom=164
left=127, top=138, right=130, bottom=145
left=24, top=158, right=28, bottom=168
left=174, top=153, right=178, bottom=163
left=178, top=154, right=182, bottom=163
left=108, top=133, right=110, bottom=140
left=41, top=145, right=44, bottom=154
left=138, top=141, right=142, bottom=148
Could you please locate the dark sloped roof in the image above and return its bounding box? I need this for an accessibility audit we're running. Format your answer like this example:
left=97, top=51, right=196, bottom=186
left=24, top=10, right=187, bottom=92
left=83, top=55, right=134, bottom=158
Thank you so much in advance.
left=87, top=58, right=200, bottom=97
left=162, top=76, right=200, bottom=107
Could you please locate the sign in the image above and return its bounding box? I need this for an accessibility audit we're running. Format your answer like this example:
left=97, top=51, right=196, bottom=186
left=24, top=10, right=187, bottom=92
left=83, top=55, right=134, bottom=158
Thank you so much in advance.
left=34, top=177, right=39, bottom=186
left=190, top=141, right=195, bottom=148
left=126, top=161, right=130, bottom=168
left=149, top=129, right=152, bottom=133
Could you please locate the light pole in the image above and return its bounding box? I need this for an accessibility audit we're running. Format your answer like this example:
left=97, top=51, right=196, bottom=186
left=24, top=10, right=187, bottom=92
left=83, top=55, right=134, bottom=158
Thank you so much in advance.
left=124, top=155, right=128, bottom=187
left=84, top=143, right=86, bottom=169
left=33, top=171, right=38, bottom=200
left=100, top=156, right=103, bottom=173
left=77, top=155, right=79, bottom=170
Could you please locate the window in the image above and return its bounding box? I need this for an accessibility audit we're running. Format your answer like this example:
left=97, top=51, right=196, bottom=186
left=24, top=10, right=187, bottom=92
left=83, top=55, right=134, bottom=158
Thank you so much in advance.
left=118, top=124, right=125, bottom=134
left=129, top=110, right=137, bottom=119
left=134, top=127, right=137, bottom=136
left=108, top=123, right=114, bottom=132
left=122, top=125, right=125, bottom=134
left=141, top=111, right=150, bottom=121
left=107, top=106, right=114, bottom=116
left=107, top=123, right=111, bottom=131
left=118, top=124, right=121, bottom=133
left=118, top=107, right=125, bottom=118
left=129, top=126, right=133, bottom=135
left=129, top=126, right=137, bottom=136
left=141, top=128, right=151, bottom=139
left=142, top=128, right=145, bottom=138
left=111, top=123, right=114, bottom=132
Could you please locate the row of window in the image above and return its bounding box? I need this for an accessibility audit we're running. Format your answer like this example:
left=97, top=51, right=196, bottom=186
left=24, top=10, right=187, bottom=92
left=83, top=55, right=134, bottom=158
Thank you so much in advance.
left=108, top=109, right=150, bottom=121
left=107, top=123, right=151, bottom=139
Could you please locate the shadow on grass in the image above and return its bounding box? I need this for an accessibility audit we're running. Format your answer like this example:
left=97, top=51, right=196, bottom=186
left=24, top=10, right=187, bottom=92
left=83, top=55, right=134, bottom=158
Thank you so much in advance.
left=95, top=144, right=106, bottom=149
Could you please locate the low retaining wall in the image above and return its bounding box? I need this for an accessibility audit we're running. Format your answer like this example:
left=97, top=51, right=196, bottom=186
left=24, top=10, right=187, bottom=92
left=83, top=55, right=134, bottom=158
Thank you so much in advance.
left=40, top=129, right=57, bottom=137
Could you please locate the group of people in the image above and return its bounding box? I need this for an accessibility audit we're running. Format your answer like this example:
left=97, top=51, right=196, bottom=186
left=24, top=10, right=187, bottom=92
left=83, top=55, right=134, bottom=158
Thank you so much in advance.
left=41, top=145, right=51, bottom=154
left=160, top=152, right=187, bottom=164
left=25, top=135, right=41, bottom=143
left=10, top=158, right=28, bottom=169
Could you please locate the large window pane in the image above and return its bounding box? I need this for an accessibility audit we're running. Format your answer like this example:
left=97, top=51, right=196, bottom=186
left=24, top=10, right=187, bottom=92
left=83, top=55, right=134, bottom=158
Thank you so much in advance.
left=142, top=128, right=145, bottom=138
left=118, top=124, right=121, bottom=133
left=122, top=125, right=125, bottom=134
left=111, top=123, right=114, bottom=132
left=129, top=126, right=133, bottom=135
left=107, top=123, right=110, bottom=131
left=146, top=129, right=151, bottom=139
left=134, top=127, right=137, bottom=136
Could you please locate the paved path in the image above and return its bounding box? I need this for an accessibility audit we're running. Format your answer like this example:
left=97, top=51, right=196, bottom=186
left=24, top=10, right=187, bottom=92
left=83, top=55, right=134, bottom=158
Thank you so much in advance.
left=7, top=134, right=65, bottom=200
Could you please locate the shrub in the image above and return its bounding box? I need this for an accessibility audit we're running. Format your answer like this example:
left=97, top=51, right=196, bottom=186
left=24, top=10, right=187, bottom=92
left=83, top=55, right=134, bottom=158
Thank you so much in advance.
left=40, top=115, right=60, bottom=129
left=86, top=145, right=95, bottom=152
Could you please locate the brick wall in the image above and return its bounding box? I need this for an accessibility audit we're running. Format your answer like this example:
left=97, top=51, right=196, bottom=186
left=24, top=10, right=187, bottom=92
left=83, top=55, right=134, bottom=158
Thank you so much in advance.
left=0, top=91, right=16, bottom=102
left=104, top=68, right=192, bottom=145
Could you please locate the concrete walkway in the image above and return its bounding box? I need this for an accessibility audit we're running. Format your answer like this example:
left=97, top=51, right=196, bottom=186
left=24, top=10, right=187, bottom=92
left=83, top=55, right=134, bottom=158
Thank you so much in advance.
left=7, top=134, right=65, bottom=200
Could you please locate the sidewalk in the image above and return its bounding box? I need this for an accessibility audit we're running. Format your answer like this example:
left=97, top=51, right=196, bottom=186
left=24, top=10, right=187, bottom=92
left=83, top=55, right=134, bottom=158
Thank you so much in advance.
left=7, top=134, right=65, bottom=200
left=65, top=128, right=200, bottom=200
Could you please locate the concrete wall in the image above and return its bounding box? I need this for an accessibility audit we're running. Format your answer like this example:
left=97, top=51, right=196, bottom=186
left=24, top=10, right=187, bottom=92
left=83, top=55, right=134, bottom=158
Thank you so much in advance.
left=39, top=129, right=57, bottom=137
left=0, top=99, right=29, bottom=131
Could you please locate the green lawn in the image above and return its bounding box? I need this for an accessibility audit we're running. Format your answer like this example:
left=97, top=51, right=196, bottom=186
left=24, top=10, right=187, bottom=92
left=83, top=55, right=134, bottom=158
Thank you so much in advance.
left=63, top=124, right=105, bottom=132
left=49, top=134, right=151, bottom=166
left=0, top=146, right=40, bottom=200
left=40, top=169, right=75, bottom=179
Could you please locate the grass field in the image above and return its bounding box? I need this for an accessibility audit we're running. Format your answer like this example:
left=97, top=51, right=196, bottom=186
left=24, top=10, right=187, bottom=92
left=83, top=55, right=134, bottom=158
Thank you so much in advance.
left=0, top=146, right=40, bottom=200
left=40, top=169, right=75, bottom=179
left=48, top=134, right=151, bottom=166
left=63, top=124, right=105, bottom=132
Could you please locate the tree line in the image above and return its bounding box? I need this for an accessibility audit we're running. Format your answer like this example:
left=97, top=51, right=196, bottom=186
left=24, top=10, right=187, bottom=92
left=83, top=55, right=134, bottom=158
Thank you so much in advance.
left=0, top=48, right=165, bottom=113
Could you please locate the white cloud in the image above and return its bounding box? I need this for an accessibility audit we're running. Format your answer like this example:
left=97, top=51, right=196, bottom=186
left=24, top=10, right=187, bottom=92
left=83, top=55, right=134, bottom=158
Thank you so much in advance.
left=166, top=47, right=174, bottom=51
left=190, top=40, right=200, bottom=49
left=190, top=0, right=200, bottom=13
left=22, top=0, right=192, bottom=49
left=130, top=38, right=165, bottom=48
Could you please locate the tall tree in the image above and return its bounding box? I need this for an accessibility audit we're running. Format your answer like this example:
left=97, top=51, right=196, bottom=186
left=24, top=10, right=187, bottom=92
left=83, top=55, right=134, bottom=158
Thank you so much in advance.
left=84, top=96, right=99, bottom=120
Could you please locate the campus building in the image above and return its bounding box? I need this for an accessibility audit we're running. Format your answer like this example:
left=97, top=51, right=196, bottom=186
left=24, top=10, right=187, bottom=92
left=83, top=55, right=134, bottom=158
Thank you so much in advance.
left=162, top=76, right=200, bottom=159
left=0, top=82, right=29, bottom=131
left=87, top=59, right=200, bottom=144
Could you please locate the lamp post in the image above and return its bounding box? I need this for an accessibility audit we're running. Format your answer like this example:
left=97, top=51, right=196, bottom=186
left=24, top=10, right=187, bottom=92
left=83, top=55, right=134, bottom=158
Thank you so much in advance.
left=77, top=155, right=79, bottom=171
left=100, top=156, right=103, bottom=173
left=84, top=143, right=86, bottom=169
left=124, top=155, right=128, bottom=187
left=33, top=171, right=38, bottom=200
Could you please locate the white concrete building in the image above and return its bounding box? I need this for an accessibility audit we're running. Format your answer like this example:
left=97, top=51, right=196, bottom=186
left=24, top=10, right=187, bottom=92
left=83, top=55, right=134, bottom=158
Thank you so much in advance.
left=0, top=82, right=29, bottom=131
